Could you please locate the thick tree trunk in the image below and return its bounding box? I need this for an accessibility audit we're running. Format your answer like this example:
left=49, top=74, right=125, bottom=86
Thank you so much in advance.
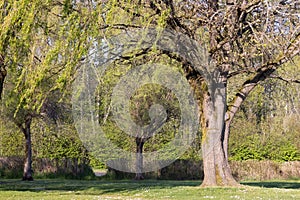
left=200, top=83, right=239, bottom=187
left=22, top=115, right=33, bottom=181
left=0, top=55, right=7, bottom=100
left=135, top=137, right=145, bottom=180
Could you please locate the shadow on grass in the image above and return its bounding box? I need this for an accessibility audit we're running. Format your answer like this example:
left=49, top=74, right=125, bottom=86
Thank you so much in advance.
left=0, top=179, right=201, bottom=194
left=242, top=181, right=300, bottom=189
left=1, top=179, right=300, bottom=195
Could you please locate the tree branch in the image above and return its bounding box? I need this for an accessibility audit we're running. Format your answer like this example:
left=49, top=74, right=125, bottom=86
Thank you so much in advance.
left=0, top=55, right=7, bottom=100
left=99, top=24, right=142, bottom=30
left=269, top=74, right=300, bottom=84
left=241, top=0, right=262, bottom=13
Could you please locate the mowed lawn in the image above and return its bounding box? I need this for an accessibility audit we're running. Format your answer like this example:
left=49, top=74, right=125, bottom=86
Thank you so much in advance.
left=0, top=179, right=299, bottom=200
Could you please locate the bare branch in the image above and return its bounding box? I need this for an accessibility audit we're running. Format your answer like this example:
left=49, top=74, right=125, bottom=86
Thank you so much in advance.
left=241, top=0, right=262, bottom=13
left=269, top=74, right=300, bottom=84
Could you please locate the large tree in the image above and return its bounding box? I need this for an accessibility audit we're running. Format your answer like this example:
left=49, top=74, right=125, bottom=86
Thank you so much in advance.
left=100, top=0, right=300, bottom=186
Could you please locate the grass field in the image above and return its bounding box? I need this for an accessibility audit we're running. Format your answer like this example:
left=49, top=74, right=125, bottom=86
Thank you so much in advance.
left=0, top=179, right=299, bottom=200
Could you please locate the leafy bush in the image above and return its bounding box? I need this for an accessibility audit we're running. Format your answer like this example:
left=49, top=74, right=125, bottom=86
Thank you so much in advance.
left=229, top=112, right=300, bottom=162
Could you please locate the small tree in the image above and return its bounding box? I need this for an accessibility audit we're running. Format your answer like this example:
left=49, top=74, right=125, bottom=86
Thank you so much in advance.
left=95, top=62, right=181, bottom=180
left=130, top=84, right=179, bottom=180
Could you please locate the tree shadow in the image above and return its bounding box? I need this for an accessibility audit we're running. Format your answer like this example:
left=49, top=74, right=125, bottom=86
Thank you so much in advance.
left=0, top=179, right=201, bottom=194
left=242, top=181, right=300, bottom=189
left=1, top=179, right=299, bottom=194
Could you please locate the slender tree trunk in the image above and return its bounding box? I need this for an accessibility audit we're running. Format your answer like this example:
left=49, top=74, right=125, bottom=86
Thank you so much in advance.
left=223, top=94, right=246, bottom=160
left=0, top=55, right=7, bottom=100
left=22, top=115, right=33, bottom=181
left=223, top=83, right=252, bottom=160
left=200, top=82, right=238, bottom=187
left=223, top=67, right=276, bottom=159
left=135, top=137, right=145, bottom=180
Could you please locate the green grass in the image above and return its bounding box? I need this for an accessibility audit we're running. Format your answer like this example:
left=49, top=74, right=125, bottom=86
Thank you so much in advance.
left=0, top=179, right=299, bottom=200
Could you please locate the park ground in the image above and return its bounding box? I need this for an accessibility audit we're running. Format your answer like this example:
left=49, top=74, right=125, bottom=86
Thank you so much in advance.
left=0, top=179, right=299, bottom=200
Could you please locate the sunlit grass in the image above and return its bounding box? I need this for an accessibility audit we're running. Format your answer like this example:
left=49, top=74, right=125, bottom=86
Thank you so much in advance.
left=0, top=179, right=299, bottom=199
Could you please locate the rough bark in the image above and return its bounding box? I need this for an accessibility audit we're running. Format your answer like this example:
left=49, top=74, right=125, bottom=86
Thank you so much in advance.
left=200, top=78, right=239, bottom=187
left=22, top=115, right=33, bottom=181
left=135, top=137, right=145, bottom=180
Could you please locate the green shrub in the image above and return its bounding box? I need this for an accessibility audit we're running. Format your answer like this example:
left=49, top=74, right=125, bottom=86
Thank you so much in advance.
left=229, top=114, right=300, bottom=162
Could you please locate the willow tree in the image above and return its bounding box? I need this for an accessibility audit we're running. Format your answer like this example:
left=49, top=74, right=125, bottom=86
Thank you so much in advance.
left=0, top=0, right=97, bottom=180
left=100, top=0, right=300, bottom=186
